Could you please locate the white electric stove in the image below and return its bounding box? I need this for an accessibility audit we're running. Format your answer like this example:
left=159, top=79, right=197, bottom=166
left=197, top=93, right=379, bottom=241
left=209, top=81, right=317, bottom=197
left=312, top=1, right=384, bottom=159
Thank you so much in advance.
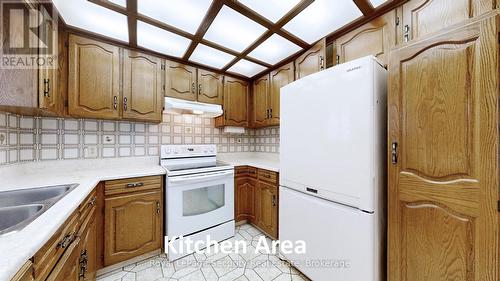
left=160, top=145, right=235, bottom=261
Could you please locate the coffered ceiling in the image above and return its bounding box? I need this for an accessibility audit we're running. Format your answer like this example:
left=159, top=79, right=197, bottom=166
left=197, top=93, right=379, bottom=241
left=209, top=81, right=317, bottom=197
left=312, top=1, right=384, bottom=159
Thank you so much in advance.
left=52, top=0, right=397, bottom=78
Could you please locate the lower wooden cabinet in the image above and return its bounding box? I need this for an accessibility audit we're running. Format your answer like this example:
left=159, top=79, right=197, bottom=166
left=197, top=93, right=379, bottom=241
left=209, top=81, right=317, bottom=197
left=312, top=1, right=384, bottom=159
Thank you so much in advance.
left=104, top=176, right=163, bottom=266
left=45, top=237, right=82, bottom=281
left=235, top=166, right=279, bottom=239
left=11, top=261, right=34, bottom=281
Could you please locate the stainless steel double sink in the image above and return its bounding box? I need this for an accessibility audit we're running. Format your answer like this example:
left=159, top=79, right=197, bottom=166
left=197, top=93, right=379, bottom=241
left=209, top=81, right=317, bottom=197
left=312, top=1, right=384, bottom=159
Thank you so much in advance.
left=0, top=184, right=79, bottom=236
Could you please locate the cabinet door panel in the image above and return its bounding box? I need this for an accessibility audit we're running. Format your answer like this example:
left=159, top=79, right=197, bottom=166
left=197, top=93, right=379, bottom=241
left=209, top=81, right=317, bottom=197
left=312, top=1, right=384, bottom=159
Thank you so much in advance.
left=104, top=191, right=162, bottom=266
left=388, top=16, right=498, bottom=281
left=197, top=69, right=223, bottom=105
left=38, top=4, right=59, bottom=113
left=253, top=75, right=269, bottom=128
left=236, top=177, right=255, bottom=222
left=400, top=0, right=493, bottom=44
left=79, top=211, right=97, bottom=281
left=68, top=35, right=120, bottom=119
left=224, top=77, right=248, bottom=126
left=165, top=62, right=196, bottom=101
left=269, top=63, right=294, bottom=126
left=258, top=181, right=278, bottom=239
left=123, top=50, right=163, bottom=122
left=336, top=11, right=396, bottom=66
left=295, top=39, right=325, bottom=80
left=45, top=238, right=81, bottom=281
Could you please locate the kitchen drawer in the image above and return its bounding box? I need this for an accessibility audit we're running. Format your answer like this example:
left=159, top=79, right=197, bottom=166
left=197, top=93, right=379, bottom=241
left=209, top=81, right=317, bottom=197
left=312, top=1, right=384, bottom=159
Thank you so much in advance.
left=33, top=211, right=79, bottom=281
left=258, top=169, right=278, bottom=184
left=235, top=166, right=257, bottom=178
left=78, top=189, right=97, bottom=223
left=104, top=176, right=162, bottom=196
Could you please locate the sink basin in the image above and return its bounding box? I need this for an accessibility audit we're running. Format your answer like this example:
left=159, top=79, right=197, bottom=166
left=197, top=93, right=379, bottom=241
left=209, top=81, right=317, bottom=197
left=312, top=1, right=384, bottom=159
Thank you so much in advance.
left=0, top=204, right=44, bottom=234
left=0, top=184, right=77, bottom=208
left=0, top=184, right=78, bottom=236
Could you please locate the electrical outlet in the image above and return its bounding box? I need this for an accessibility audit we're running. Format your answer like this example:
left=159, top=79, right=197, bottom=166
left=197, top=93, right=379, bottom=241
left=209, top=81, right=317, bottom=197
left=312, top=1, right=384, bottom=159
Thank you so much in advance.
left=0, top=132, right=5, bottom=145
left=103, top=134, right=115, bottom=144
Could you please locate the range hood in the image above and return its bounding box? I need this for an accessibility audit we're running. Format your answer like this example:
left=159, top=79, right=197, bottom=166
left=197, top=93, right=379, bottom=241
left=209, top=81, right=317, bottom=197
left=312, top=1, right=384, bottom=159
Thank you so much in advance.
left=164, top=97, right=223, bottom=118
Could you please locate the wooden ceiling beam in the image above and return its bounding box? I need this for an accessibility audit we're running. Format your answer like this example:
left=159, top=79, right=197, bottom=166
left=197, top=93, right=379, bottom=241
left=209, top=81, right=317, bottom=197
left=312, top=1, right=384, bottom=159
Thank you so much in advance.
left=182, top=1, right=224, bottom=60
left=125, top=0, right=137, bottom=46
left=352, top=0, right=374, bottom=16
left=221, top=0, right=314, bottom=72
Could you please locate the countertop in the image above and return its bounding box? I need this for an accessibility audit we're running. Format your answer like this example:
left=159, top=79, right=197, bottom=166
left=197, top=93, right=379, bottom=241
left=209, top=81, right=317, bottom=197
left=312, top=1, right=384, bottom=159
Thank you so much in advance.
left=0, top=157, right=165, bottom=281
left=218, top=152, right=280, bottom=172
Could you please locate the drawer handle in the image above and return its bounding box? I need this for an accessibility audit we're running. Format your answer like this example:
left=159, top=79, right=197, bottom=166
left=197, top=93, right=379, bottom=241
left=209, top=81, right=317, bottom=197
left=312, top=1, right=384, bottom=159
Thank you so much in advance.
left=88, top=196, right=96, bottom=206
left=263, top=174, right=271, bottom=178
left=126, top=182, right=144, bottom=188
left=57, top=232, right=75, bottom=249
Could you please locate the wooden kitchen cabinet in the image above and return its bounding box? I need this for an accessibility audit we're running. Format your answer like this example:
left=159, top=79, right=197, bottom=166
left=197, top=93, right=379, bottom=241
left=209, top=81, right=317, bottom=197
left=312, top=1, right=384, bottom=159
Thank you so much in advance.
left=68, top=35, right=120, bottom=119
left=45, top=237, right=82, bottom=281
left=336, top=11, right=397, bottom=66
left=268, top=63, right=294, bottom=126
left=255, top=181, right=278, bottom=239
left=78, top=209, right=97, bottom=281
left=197, top=69, right=223, bottom=105
left=11, top=261, right=34, bottom=281
left=397, top=0, right=494, bottom=44
left=0, top=3, right=61, bottom=117
left=104, top=176, right=163, bottom=266
left=122, top=50, right=164, bottom=122
left=295, top=38, right=326, bottom=80
left=235, top=166, right=257, bottom=222
left=215, top=77, right=249, bottom=127
left=388, top=15, right=499, bottom=281
left=165, top=61, right=197, bottom=101
left=252, top=74, right=270, bottom=128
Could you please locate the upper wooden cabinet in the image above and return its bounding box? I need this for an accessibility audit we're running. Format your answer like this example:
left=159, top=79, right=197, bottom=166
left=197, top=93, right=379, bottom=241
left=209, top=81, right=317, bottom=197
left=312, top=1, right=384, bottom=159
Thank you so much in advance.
left=68, top=35, right=120, bottom=119
left=269, top=62, right=294, bottom=126
left=398, top=0, right=495, bottom=44
left=122, top=50, right=163, bottom=122
left=165, top=61, right=197, bottom=101
left=216, top=77, right=249, bottom=127
left=336, top=11, right=397, bottom=66
left=197, top=69, right=223, bottom=105
left=388, top=15, right=499, bottom=281
left=252, top=74, right=270, bottom=128
left=295, top=38, right=326, bottom=80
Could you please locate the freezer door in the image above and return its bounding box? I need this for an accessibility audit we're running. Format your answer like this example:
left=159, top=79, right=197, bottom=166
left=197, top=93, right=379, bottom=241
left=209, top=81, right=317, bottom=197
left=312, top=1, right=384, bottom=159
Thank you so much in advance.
left=280, top=56, right=384, bottom=211
left=279, top=187, right=382, bottom=281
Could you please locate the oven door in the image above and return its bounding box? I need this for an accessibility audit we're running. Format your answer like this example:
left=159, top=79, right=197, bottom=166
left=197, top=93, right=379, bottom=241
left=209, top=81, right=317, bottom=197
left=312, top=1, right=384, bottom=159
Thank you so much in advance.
left=166, top=169, right=234, bottom=237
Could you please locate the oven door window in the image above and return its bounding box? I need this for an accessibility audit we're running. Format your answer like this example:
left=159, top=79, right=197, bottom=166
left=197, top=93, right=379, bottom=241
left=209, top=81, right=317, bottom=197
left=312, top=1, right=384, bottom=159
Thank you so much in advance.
left=182, top=184, right=225, bottom=216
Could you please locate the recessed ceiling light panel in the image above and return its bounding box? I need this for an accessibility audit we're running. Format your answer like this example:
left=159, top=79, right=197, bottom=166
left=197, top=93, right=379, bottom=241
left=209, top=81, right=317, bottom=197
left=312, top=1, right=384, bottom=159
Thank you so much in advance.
left=248, top=34, right=301, bottom=65
left=52, top=0, right=128, bottom=42
left=283, top=0, right=362, bottom=44
left=370, top=0, right=388, bottom=8
left=237, top=0, right=301, bottom=23
left=204, top=6, right=267, bottom=53
left=138, top=0, right=213, bottom=35
left=137, top=21, right=191, bottom=57
left=227, top=59, right=267, bottom=77
left=189, top=44, right=236, bottom=69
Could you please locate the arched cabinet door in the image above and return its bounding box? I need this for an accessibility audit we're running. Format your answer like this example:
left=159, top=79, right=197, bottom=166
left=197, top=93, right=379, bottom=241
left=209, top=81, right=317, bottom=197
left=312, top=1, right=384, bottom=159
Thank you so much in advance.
left=68, top=35, right=120, bottom=119
left=399, top=0, right=493, bottom=44
left=197, top=69, right=223, bottom=105
left=165, top=61, right=197, bottom=101
left=122, top=50, right=163, bottom=122
left=223, top=77, right=249, bottom=127
left=387, top=15, right=499, bottom=281
left=295, top=39, right=325, bottom=80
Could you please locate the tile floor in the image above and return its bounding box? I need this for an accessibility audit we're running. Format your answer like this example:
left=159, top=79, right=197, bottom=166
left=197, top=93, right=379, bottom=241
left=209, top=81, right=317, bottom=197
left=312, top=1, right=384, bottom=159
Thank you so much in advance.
left=97, top=224, right=310, bottom=281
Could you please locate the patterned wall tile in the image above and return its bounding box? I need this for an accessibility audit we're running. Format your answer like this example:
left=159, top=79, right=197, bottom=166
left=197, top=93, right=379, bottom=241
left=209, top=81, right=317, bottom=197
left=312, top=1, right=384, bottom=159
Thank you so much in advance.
left=0, top=111, right=280, bottom=166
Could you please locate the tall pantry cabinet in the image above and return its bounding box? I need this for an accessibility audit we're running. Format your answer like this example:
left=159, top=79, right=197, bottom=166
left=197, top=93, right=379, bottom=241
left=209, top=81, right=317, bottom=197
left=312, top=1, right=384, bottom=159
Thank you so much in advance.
left=387, top=13, right=499, bottom=281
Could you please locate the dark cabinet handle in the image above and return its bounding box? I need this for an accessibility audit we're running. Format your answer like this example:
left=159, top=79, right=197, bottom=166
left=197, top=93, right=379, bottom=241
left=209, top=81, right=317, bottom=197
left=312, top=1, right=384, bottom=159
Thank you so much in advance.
left=57, top=232, right=75, bottom=249
left=113, top=96, right=118, bottom=110
left=126, top=182, right=144, bottom=188
left=123, top=97, right=128, bottom=111
left=88, top=196, right=96, bottom=206
left=43, top=79, right=50, bottom=97
left=272, top=195, right=276, bottom=206
left=198, top=84, right=202, bottom=95
left=192, top=82, right=195, bottom=93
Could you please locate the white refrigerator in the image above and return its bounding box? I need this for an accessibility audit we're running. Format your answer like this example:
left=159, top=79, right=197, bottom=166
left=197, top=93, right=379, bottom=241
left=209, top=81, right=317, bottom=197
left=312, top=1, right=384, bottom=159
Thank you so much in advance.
left=279, top=56, right=387, bottom=281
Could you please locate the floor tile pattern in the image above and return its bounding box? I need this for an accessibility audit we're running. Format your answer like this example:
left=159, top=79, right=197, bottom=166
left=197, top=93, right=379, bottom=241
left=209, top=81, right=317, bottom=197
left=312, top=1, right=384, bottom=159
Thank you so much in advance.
left=97, top=224, right=310, bottom=281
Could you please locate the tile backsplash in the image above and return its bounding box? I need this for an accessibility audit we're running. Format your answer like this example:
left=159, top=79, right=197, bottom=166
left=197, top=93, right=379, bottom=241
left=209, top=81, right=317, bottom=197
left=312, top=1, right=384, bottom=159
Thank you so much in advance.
left=0, top=112, right=280, bottom=165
